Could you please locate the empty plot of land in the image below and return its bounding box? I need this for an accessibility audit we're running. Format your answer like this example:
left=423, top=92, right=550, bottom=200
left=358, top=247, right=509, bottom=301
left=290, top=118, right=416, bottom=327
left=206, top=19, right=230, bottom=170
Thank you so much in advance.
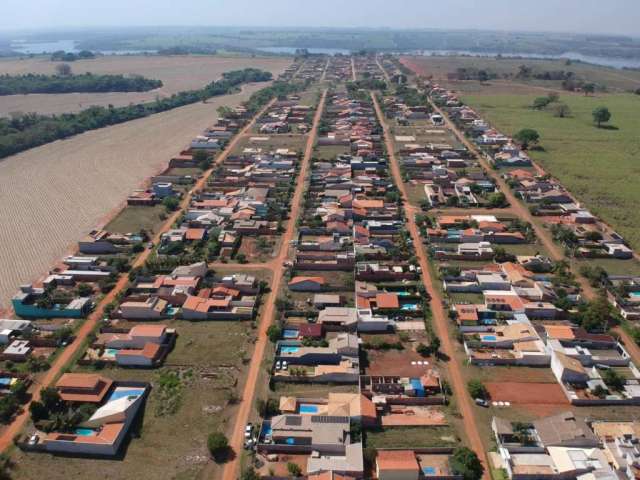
left=0, top=55, right=291, bottom=116
left=486, top=382, right=569, bottom=406
left=0, top=82, right=277, bottom=312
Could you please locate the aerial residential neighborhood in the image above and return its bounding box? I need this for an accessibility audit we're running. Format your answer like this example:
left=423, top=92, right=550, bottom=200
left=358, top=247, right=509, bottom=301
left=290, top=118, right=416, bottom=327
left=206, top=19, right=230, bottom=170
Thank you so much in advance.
left=0, top=2, right=640, bottom=480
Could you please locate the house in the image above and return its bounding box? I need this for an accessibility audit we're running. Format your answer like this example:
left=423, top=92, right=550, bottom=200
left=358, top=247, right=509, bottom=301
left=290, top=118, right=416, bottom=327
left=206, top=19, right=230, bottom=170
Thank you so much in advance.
left=55, top=373, right=113, bottom=403
left=2, top=340, right=32, bottom=362
left=289, top=276, right=326, bottom=292
left=318, top=308, right=358, bottom=329
left=120, top=297, right=168, bottom=320
left=376, top=450, right=420, bottom=480
left=39, top=377, right=149, bottom=456
left=533, top=411, right=599, bottom=448
left=0, top=319, right=33, bottom=345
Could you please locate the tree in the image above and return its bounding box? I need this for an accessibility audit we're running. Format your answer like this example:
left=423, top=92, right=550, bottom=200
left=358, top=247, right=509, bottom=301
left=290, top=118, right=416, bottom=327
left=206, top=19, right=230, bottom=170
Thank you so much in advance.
left=487, top=192, right=507, bottom=208
left=55, top=63, right=72, bottom=76
left=39, top=387, right=62, bottom=412
left=266, top=325, right=282, bottom=343
left=430, top=337, right=442, bottom=355
left=162, top=196, right=179, bottom=212
left=450, top=447, right=485, bottom=480
left=602, top=368, right=625, bottom=392
left=467, top=379, right=488, bottom=399
left=513, top=128, right=540, bottom=149
left=416, top=343, right=431, bottom=357
left=532, top=96, right=551, bottom=110
left=287, top=462, right=302, bottom=477
left=583, top=83, right=596, bottom=96
left=193, top=149, right=211, bottom=170
left=552, top=103, right=571, bottom=118
left=76, top=283, right=93, bottom=297
left=592, top=106, right=611, bottom=127
left=581, top=294, right=617, bottom=332
left=207, top=431, right=229, bottom=459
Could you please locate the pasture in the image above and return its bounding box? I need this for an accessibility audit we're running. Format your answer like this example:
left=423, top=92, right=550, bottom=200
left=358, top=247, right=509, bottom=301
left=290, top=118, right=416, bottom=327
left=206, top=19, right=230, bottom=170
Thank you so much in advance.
left=462, top=92, right=640, bottom=251
left=0, top=55, right=290, bottom=116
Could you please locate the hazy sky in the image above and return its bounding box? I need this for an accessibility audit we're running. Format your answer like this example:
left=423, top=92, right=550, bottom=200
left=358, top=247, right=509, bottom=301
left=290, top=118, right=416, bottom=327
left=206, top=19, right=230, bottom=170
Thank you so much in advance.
left=1, top=0, right=639, bottom=36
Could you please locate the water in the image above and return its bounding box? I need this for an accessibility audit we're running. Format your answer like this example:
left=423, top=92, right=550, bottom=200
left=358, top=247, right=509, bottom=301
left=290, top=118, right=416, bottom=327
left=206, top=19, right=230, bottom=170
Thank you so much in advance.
left=11, top=39, right=78, bottom=54
left=412, top=49, right=640, bottom=70
left=283, top=329, right=299, bottom=339
left=280, top=346, right=300, bottom=354
left=299, top=404, right=319, bottom=414
left=401, top=303, right=419, bottom=311
left=74, top=428, right=96, bottom=436
left=482, top=335, right=498, bottom=342
left=105, top=348, right=118, bottom=356
left=257, top=47, right=351, bottom=56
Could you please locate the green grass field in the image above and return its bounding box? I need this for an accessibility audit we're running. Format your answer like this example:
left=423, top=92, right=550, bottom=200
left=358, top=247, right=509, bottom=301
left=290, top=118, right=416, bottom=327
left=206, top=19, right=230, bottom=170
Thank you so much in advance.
left=463, top=92, right=640, bottom=250
left=106, top=204, right=167, bottom=235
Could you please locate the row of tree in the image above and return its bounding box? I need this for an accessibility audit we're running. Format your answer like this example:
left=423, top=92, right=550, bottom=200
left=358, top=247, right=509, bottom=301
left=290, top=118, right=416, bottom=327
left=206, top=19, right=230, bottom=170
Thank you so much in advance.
left=50, top=50, right=95, bottom=62
left=0, top=68, right=273, bottom=160
left=0, top=72, right=163, bottom=95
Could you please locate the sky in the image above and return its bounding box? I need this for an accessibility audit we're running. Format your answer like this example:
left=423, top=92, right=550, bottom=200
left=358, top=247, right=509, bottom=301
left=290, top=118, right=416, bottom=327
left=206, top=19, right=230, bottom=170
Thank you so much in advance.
left=0, top=0, right=639, bottom=36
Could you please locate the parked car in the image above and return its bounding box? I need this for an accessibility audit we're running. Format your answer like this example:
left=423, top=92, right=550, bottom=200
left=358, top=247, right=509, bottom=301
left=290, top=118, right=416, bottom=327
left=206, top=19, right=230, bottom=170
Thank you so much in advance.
left=275, top=361, right=282, bottom=371
left=282, top=361, right=288, bottom=371
left=475, top=398, right=489, bottom=407
left=244, top=424, right=253, bottom=438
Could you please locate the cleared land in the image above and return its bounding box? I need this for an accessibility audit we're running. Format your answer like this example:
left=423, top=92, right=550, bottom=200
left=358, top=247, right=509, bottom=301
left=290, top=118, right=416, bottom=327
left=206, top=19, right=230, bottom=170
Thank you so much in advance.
left=0, top=78, right=288, bottom=312
left=461, top=92, right=640, bottom=250
left=0, top=55, right=290, bottom=116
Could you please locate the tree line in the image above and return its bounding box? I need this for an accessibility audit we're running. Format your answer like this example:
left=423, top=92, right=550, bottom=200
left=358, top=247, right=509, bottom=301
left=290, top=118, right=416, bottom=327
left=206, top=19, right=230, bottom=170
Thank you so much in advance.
left=0, top=68, right=273, bottom=160
left=50, top=50, right=95, bottom=62
left=0, top=72, right=163, bottom=95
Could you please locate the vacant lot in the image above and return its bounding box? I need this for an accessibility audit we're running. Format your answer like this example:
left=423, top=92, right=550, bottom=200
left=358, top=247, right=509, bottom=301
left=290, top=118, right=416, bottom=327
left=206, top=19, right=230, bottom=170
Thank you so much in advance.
left=0, top=55, right=290, bottom=116
left=365, top=425, right=459, bottom=449
left=12, top=320, right=255, bottom=480
left=0, top=83, right=268, bottom=312
left=462, top=92, right=640, bottom=250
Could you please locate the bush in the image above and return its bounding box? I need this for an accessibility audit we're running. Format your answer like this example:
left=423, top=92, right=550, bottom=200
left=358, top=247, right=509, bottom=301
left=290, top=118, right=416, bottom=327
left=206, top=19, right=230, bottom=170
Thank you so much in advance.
left=207, top=431, right=229, bottom=459
left=266, top=325, right=282, bottom=343
left=287, top=462, right=302, bottom=477
left=467, top=379, right=488, bottom=399
left=450, top=447, right=485, bottom=480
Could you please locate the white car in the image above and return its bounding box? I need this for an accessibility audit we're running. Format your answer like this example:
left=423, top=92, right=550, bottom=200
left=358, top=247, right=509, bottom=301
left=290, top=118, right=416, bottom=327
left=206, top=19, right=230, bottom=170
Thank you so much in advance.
left=244, top=424, right=253, bottom=438
left=282, top=361, right=288, bottom=371
left=275, top=361, right=282, bottom=371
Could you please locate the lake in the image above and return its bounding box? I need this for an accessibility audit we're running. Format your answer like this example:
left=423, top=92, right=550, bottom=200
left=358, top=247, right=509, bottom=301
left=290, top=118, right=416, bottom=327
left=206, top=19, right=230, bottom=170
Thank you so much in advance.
left=257, top=46, right=352, bottom=55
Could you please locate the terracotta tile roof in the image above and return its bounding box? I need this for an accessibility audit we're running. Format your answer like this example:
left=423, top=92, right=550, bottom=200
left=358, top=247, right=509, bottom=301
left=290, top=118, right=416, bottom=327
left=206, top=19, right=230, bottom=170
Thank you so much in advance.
left=377, top=450, right=420, bottom=471
left=288, top=276, right=325, bottom=286
left=375, top=293, right=400, bottom=309
left=185, top=228, right=206, bottom=241
left=129, top=324, right=166, bottom=338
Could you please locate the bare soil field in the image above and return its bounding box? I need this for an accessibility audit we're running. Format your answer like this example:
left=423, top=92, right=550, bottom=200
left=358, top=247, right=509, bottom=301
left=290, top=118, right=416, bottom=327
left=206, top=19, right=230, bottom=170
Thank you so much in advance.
left=486, top=382, right=569, bottom=406
left=0, top=81, right=280, bottom=312
left=0, top=55, right=291, bottom=116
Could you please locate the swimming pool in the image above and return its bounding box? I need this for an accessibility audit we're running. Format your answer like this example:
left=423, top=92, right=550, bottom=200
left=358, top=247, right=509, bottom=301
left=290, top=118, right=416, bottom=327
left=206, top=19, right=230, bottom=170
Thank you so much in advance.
left=286, top=438, right=295, bottom=445
left=299, top=404, right=319, bottom=414
left=107, top=388, right=145, bottom=403
left=482, top=335, right=498, bottom=342
left=423, top=466, right=436, bottom=475
left=395, top=291, right=412, bottom=296
left=74, top=428, right=96, bottom=436
left=0, top=378, right=13, bottom=386
left=280, top=346, right=300, bottom=354
left=630, top=292, right=640, bottom=298
left=105, top=348, right=118, bottom=356
left=401, top=303, right=419, bottom=311
left=283, top=329, right=299, bottom=339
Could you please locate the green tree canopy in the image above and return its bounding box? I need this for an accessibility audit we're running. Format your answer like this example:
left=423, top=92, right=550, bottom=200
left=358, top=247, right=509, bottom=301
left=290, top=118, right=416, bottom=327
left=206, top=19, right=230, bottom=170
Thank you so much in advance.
left=592, top=106, right=611, bottom=127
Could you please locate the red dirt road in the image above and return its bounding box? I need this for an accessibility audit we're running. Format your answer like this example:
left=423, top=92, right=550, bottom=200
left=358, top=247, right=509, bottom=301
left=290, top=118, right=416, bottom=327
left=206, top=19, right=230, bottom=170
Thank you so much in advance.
left=220, top=90, right=327, bottom=480
left=372, top=93, right=491, bottom=480
left=0, top=98, right=277, bottom=454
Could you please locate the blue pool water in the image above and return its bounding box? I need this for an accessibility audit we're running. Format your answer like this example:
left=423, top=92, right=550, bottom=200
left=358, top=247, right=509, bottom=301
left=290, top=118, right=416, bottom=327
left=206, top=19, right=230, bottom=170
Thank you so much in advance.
left=105, top=348, right=118, bottom=356
left=74, top=428, right=96, bottom=436
left=280, top=346, right=300, bottom=354
left=401, top=303, right=419, bottom=311
left=299, top=404, right=319, bottom=414
left=0, top=378, right=12, bottom=386
left=283, top=329, right=299, bottom=339
left=396, top=291, right=411, bottom=296
left=423, top=466, right=436, bottom=475
left=630, top=292, right=640, bottom=298
left=167, top=307, right=179, bottom=316
left=262, top=425, right=272, bottom=437
left=482, top=335, right=498, bottom=341
left=286, top=438, right=295, bottom=445
left=107, top=388, right=145, bottom=402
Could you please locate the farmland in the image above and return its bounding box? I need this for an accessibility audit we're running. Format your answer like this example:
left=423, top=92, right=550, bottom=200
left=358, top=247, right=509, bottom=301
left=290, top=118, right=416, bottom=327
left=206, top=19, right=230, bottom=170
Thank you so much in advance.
left=461, top=92, right=640, bottom=250
left=0, top=55, right=291, bottom=116
left=0, top=80, right=287, bottom=312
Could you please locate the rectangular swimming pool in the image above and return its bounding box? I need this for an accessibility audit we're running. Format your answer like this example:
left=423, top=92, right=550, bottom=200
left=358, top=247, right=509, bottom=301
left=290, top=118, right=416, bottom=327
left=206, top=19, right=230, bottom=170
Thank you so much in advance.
left=299, top=404, right=319, bottom=414
left=482, top=335, right=498, bottom=342
left=280, top=346, right=300, bottom=354
left=283, top=329, right=299, bottom=339
left=74, top=428, right=96, bottom=436
left=107, top=387, right=145, bottom=403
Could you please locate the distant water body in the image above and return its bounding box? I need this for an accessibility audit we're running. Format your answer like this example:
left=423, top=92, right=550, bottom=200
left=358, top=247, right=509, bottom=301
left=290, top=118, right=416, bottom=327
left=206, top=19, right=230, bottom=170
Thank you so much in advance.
left=411, top=49, right=640, bottom=70
left=10, top=39, right=156, bottom=56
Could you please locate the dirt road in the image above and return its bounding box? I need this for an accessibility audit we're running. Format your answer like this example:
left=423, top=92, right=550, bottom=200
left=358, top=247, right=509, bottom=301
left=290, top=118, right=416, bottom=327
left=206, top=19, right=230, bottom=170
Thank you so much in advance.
left=220, top=89, right=327, bottom=480
left=372, top=93, right=491, bottom=479
left=0, top=98, right=277, bottom=454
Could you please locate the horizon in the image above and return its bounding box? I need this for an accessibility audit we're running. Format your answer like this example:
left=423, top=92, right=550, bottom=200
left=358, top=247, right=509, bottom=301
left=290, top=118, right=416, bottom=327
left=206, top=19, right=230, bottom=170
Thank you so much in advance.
left=1, top=0, right=639, bottom=37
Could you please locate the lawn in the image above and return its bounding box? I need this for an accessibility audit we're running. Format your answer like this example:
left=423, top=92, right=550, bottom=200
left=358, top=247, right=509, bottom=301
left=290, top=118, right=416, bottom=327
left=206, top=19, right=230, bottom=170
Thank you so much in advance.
left=12, top=320, right=255, bottom=480
left=105, top=204, right=167, bottom=235
left=463, top=92, right=640, bottom=250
